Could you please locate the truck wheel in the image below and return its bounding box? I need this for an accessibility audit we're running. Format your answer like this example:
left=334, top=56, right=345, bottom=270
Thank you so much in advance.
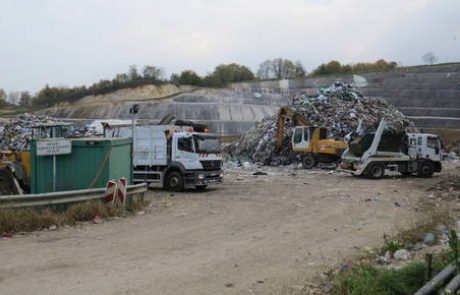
left=367, top=163, right=385, bottom=179
left=302, top=155, right=316, bottom=169
left=0, top=168, right=14, bottom=195
left=417, top=162, right=434, bottom=178
left=166, top=171, right=184, bottom=191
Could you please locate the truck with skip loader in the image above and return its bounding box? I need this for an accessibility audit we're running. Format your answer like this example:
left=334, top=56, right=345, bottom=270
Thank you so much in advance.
left=340, top=119, right=442, bottom=178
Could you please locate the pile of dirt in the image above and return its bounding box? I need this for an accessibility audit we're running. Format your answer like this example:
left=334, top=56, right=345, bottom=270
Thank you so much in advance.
left=225, top=82, right=414, bottom=165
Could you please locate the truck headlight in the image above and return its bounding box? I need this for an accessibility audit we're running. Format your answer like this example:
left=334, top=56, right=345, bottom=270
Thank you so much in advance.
left=219, top=172, right=224, bottom=178
left=198, top=173, right=205, bottom=180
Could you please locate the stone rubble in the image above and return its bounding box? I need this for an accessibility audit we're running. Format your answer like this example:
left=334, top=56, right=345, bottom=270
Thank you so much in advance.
left=225, top=81, right=415, bottom=165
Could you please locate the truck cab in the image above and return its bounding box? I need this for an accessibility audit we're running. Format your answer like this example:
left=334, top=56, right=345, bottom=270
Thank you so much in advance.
left=406, top=133, right=442, bottom=161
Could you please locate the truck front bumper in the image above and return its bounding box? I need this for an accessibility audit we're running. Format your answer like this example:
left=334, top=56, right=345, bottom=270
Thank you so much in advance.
left=185, top=170, right=223, bottom=187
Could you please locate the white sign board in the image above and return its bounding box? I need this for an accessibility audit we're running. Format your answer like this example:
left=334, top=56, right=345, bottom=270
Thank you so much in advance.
left=37, top=140, right=72, bottom=156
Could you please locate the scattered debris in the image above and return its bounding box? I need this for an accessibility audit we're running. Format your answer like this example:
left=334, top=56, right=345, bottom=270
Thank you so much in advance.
left=253, top=171, right=268, bottom=176
left=424, top=233, right=436, bottom=245
left=92, top=215, right=103, bottom=224
left=0, top=113, right=65, bottom=151
left=393, top=249, right=410, bottom=261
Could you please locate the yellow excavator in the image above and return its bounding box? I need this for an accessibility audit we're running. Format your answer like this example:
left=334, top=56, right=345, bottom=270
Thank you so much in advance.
left=0, top=123, right=70, bottom=195
left=0, top=151, right=31, bottom=194
left=276, top=107, right=347, bottom=169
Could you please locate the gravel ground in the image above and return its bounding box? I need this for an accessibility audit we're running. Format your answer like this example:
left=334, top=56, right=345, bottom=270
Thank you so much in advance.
left=0, top=165, right=452, bottom=295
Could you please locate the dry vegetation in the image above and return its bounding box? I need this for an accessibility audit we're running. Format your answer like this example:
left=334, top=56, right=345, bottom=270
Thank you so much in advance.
left=0, top=198, right=148, bottom=234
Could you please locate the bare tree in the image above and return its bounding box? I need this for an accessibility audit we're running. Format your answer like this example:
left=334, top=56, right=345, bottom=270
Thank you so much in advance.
left=256, top=58, right=305, bottom=80
left=8, top=91, right=20, bottom=105
left=422, top=52, right=438, bottom=65
left=143, top=66, right=164, bottom=80
left=19, top=91, right=31, bottom=107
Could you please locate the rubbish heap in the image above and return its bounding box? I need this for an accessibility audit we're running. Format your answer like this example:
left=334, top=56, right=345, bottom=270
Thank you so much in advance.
left=225, top=82, right=415, bottom=165
left=0, top=113, right=61, bottom=151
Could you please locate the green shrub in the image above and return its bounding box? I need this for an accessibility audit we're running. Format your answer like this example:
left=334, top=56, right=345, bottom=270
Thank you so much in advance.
left=332, top=262, right=426, bottom=295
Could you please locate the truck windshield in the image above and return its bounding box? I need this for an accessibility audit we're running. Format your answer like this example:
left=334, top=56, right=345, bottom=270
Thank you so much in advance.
left=193, top=135, right=220, bottom=153
left=427, top=136, right=440, bottom=149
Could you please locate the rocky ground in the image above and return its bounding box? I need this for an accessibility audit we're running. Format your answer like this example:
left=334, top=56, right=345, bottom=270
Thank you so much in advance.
left=0, top=163, right=458, bottom=295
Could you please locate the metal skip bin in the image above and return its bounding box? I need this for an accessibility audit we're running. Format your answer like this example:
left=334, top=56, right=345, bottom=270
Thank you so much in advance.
left=30, top=138, right=133, bottom=194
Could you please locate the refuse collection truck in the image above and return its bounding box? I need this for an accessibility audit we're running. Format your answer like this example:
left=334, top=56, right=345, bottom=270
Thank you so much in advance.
left=340, top=120, right=442, bottom=178
left=114, top=124, right=223, bottom=191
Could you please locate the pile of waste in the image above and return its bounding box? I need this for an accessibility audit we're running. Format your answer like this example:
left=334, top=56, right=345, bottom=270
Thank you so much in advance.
left=0, top=113, right=61, bottom=151
left=225, top=82, right=415, bottom=165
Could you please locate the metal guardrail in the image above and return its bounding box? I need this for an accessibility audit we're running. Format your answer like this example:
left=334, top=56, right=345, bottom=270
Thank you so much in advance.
left=415, top=263, right=459, bottom=295
left=0, top=183, right=148, bottom=208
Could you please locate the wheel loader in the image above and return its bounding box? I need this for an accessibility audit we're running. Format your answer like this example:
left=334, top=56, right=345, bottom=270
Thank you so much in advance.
left=0, top=123, right=70, bottom=195
left=276, top=107, right=347, bottom=169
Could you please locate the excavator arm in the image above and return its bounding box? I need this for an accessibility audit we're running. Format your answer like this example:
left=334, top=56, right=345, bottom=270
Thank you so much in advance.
left=275, top=107, right=309, bottom=151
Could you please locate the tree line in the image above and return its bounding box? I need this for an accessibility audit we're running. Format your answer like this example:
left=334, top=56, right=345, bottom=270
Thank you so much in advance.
left=0, top=59, right=398, bottom=109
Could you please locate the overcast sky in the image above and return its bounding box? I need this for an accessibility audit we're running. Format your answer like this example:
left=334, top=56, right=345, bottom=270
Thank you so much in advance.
left=0, top=0, right=459, bottom=93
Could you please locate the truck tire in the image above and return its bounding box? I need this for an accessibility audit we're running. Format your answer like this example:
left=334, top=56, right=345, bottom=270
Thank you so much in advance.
left=0, top=168, right=14, bottom=195
left=417, top=162, right=434, bottom=178
left=165, top=171, right=184, bottom=192
left=302, top=155, right=316, bottom=169
left=366, top=163, right=385, bottom=179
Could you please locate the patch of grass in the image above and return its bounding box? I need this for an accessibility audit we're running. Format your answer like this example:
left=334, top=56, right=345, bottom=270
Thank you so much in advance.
left=382, top=239, right=403, bottom=254
left=332, top=262, right=426, bottom=295
left=396, top=206, right=454, bottom=245
left=0, top=198, right=148, bottom=234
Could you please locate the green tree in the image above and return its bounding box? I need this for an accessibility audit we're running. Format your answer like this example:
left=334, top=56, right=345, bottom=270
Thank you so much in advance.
left=178, top=70, right=203, bottom=86
left=311, top=59, right=398, bottom=76
left=205, top=63, right=255, bottom=87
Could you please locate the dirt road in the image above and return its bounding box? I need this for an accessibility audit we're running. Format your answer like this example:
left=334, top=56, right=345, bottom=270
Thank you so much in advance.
left=0, top=166, right=444, bottom=294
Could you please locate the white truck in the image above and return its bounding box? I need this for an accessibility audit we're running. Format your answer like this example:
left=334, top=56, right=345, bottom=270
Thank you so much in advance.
left=340, top=120, right=442, bottom=179
left=114, top=124, right=223, bottom=191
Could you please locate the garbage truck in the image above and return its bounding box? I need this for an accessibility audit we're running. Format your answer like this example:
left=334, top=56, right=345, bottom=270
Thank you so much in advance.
left=340, top=120, right=442, bottom=178
left=110, top=122, right=223, bottom=191
left=276, top=107, right=347, bottom=168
